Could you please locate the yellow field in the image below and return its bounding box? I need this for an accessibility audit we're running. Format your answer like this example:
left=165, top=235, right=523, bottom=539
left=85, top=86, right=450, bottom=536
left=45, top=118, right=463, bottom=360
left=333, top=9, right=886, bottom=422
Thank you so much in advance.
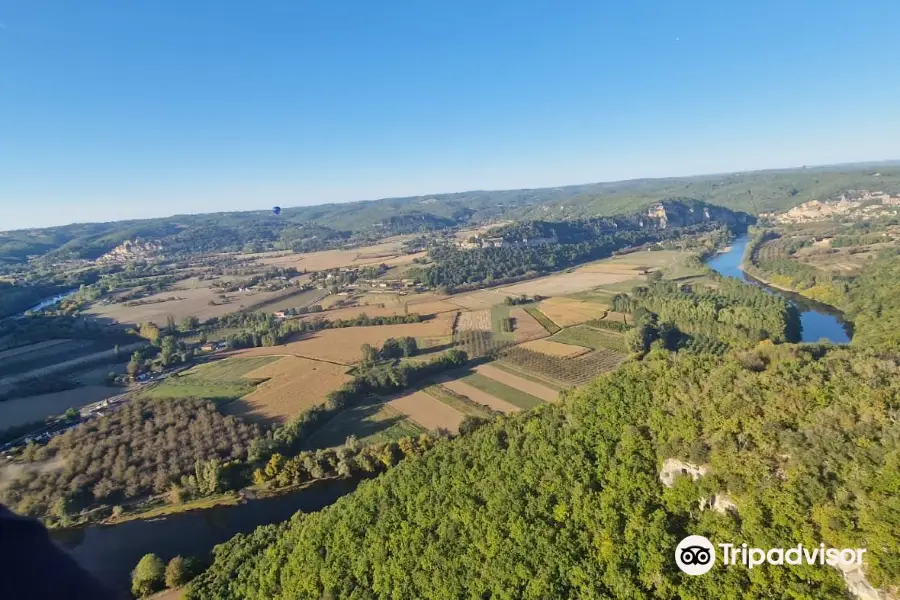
left=238, top=312, right=457, bottom=364
left=386, top=390, right=465, bottom=433
left=256, top=243, right=426, bottom=272
left=518, top=339, right=591, bottom=358
left=537, top=297, right=609, bottom=327
left=510, top=308, right=548, bottom=342
left=225, top=356, right=351, bottom=424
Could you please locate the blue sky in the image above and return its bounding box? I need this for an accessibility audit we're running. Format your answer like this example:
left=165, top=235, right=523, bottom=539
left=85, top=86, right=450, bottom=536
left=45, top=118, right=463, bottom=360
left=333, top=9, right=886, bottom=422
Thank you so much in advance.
left=2, top=1, right=899, bottom=230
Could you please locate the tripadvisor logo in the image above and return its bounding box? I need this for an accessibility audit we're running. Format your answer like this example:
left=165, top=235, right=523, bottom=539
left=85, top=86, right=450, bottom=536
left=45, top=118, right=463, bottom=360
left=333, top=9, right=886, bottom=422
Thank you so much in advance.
left=675, top=535, right=867, bottom=576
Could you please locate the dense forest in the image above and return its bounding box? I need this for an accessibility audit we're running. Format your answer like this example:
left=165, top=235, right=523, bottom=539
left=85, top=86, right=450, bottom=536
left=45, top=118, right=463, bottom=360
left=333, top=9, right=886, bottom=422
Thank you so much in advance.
left=612, top=278, right=802, bottom=347
left=0, top=397, right=261, bottom=522
left=187, top=344, right=899, bottom=599
left=423, top=222, right=729, bottom=290
left=3, top=164, right=897, bottom=268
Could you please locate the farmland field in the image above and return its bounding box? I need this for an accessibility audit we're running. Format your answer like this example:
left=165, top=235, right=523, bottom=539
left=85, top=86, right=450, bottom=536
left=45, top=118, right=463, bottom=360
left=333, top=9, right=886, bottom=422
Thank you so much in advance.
left=473, top=363, right=558, bottom=403
left=386, top=390, right=465, bottom=433
left=0, top=339, right=72, bottom=361
left=460, top=373, right=545, bottom=410
left=304, top=400, right=425, bottom=449
left=501, top=345, right=627, bottom=386
left=0, top=342, right=144, bottom=387
left=488, top=361, right=564, bottom=391
left=237, top=312, right=457, bottom=364
left=523, top=307, right=560, bottom=334
left=510, top=307, right=549, bottom=342
left=551, top=325, right=627, bottom=353
left=86, top=282, right=303, bottom=325
left=0, top=386, right=121, bottom=431
left=456, top=309, right=492, bottom=332
left=225, top=356, right=352, bottom=424
left=249, top=288, right=328, bottom=313
left=139, top=356, right=279, bottom=403
left=537, top=297, right=609, bottom=328
left=436, top=376, right=520, bottom=414
left=423, top=384, right=496, bottom=419
left=518, top=339, right=591, bottom=358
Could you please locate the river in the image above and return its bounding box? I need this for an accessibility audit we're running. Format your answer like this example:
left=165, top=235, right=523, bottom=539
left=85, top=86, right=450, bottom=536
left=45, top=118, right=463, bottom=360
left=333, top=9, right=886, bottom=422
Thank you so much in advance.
left=55, top=478, right=362, bottom=596
left=19, top=289, right=78, bottom=316
left=706, top=235, right=851, bottom=344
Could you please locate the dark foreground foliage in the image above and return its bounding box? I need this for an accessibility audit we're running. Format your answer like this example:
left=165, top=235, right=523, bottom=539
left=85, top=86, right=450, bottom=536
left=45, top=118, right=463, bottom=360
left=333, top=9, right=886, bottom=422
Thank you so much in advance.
left=188, top=344, right=900, bottom=599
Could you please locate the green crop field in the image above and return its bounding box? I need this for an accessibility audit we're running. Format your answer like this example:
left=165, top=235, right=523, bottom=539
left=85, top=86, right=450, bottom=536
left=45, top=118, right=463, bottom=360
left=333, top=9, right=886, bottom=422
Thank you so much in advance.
left=524, top=307, right=560, bottom=334
left=139, top=356, right=279, bottom=403
left=551, top=325, right=626, bottom=353
left=461, top=373, right=544, bottom=410
left=304, top=400, right=425, bottom=449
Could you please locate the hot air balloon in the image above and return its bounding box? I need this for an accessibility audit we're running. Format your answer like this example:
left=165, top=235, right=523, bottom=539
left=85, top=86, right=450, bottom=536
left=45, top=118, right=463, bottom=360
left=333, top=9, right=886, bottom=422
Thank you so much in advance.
left=272, top=206, right=281, bottom=216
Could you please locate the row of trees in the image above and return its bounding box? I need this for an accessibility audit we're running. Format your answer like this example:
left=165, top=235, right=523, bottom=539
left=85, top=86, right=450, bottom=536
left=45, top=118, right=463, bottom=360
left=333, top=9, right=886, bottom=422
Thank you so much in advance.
left=186, top=344, right=900, bottom=599
left=132, top=553, right=201, bottom=598
left=253, top=431, right=448, bottom=489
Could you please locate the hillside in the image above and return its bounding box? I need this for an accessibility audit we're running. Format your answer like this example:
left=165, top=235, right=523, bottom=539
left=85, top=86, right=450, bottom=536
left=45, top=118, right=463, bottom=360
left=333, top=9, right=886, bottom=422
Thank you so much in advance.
left=3, top=164, right=898, bottom=268
left=187, top=344, right=900, bottom=599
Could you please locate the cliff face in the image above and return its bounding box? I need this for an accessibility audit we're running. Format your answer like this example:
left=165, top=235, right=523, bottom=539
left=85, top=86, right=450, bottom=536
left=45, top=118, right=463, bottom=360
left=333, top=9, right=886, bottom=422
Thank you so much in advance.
left=644, top=200, right=754, bottom=230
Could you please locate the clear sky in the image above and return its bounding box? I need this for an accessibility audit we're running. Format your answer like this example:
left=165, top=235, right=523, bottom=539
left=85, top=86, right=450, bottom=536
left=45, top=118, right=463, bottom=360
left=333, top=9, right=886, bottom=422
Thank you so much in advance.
left=2, top=1, right=899, bottom=230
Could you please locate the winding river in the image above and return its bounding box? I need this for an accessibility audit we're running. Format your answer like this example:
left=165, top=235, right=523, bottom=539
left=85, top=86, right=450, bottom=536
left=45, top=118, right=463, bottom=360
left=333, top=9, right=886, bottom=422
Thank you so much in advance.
left=55, top=478, right=362, bottom=596
left=706, top=235, right=851, bottom=344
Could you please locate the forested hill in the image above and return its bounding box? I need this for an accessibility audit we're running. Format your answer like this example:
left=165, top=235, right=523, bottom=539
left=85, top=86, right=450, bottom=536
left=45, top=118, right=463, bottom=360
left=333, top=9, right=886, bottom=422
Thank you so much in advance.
left=187, top=344, right=900, bottom=599
left=421, top=200, right=749, bottom=290
left=4, top=164, right=898, bottom=267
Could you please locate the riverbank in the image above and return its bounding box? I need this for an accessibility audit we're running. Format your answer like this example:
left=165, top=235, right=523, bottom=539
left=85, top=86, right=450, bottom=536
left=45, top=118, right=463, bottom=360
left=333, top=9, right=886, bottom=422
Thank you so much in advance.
left=705, top=235, right=851, bottom=344
left=55, top=477, right=364, bottom=596
left=49, top=474, right=354, bottom=530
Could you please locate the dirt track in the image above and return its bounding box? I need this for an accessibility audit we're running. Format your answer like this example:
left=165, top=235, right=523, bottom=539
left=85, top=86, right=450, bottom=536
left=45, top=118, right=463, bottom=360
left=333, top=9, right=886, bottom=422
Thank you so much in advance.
left=473, top=364, right=559, bottom=402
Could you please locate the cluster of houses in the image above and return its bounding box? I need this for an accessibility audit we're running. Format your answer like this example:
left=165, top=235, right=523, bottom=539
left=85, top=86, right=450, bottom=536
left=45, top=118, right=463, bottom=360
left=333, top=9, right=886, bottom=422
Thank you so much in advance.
left=456, top=235, right=558, bottom=250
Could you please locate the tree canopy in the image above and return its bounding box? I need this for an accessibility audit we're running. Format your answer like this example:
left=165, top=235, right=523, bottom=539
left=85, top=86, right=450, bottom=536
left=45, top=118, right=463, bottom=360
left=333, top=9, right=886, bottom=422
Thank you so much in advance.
left=187, top=344, right=900, bottom=599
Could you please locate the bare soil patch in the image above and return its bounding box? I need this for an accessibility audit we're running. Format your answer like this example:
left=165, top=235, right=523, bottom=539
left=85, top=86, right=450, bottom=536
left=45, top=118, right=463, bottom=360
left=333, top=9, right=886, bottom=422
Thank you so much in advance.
left=386, top=390, right=464, bottom=433
left=224, top=356, right=351, bottom=424
left=510, top=308, right=549, bottom=342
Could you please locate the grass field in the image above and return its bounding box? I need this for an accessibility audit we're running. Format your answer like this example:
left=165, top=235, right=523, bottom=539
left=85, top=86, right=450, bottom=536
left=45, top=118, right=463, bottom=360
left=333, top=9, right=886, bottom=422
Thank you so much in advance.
left=304, top=400, right=425, bottom=449
left=491, top=305, right=515, bottom=342
left=524, top=307, right=560, bottom=334
left=551, top=326, right=627, bottom=353
left=423, top=384, right=496, bottom=419
left=139, top=356, right=279, bottom=403
left=461, top=373, right=544, bottom=410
